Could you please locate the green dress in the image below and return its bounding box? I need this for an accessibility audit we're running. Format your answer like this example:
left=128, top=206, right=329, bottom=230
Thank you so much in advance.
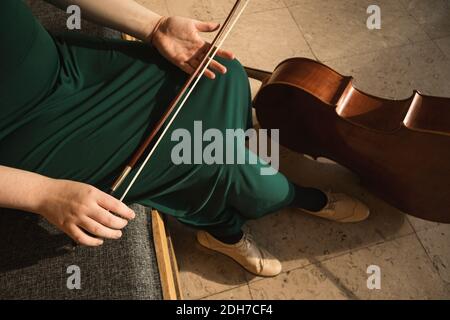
left=0, top=0, right=294, bottom=237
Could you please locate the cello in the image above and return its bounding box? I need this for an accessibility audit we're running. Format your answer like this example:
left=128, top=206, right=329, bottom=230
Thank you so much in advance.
left=245, top=57, right=450, bottom=223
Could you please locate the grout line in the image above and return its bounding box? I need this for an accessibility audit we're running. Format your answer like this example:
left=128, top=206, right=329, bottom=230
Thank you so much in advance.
left=285, top=1, right=439, bottom=63
left=304, top=225, right=417, bottom=268
left=401, top=215, right=444, bottom=279
left=199, top=283, right=253, bottom=300
left=322, top=37, right=435, bottom=65
left=408, top=222, right=442, bottom=234
left=404, top=215, right=443, bottom=235
left=412, top=227, right=448, bottom=284
left=431, top=39, right=450, bottom=60
left=285, top=4, right=319, bottom=60
left=247, top=230, right=417, bottom=287
left=429, top=35, right=450, bottom=42
left=397, top=0, right=434, bottom=40
left=240, top=3, right=288, bottom=18
left=281, top=0, right=294, bottom=9
left=207, top=4, right=288, bottom=22
left=243, top=265, right=252, bottom=298
left=247, top=283, right=255, bottom=300
left=431, top=35, right=450, bottom=60
left=397, top=0, right=450, bottom=59
left=405, top=215, right=419, bottom=234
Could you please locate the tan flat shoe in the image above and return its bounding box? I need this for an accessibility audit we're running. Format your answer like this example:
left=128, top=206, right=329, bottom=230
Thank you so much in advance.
left=304, top=192, right=370, bottom=223
left=197, top=230, right=282, bottom=277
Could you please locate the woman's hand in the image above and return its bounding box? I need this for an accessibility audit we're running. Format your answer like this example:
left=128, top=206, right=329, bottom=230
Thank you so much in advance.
left=37, top=179, right=135, bottom=247
left=149, top=16, right=235, bottom=80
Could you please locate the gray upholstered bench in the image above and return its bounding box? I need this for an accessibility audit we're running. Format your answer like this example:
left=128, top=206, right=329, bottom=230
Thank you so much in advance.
left=0, top=0, right=181, bottom=300
left=0, top=206, right=162, bottom=299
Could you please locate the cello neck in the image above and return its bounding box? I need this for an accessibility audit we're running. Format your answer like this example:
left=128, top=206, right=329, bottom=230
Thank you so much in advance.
left=244, top=66, right=272, bottom=83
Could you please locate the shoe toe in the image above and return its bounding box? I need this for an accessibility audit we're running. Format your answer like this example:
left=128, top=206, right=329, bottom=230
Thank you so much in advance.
left=356, top=201, right=370, bottom=220
left=196, top=230, right=282, bottom=277
left=258, top=252, right=282, bottom=277
left=340, top=200, right=370, bottom=223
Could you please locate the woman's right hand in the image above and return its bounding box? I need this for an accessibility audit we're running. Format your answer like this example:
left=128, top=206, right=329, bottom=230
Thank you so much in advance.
left=37, top=179, right=135, bottom=247
left=149, top=16, right=235, bottom=79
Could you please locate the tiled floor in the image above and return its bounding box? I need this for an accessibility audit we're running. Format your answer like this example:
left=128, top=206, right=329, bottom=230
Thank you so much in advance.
left=137, top=0, right=450, bottom=299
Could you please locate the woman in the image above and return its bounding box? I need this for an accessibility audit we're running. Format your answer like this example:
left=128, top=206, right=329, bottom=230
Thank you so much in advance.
left=0, top=0, right=369, bottom=277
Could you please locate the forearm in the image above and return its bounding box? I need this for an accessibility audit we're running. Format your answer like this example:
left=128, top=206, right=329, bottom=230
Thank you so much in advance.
left=46, top=0, right=162, bottom=40
left=0, top=165, right=52, bottom=214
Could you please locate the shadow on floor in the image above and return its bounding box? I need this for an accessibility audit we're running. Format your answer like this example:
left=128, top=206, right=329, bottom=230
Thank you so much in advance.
left=168, top=150, right=409, bottom=289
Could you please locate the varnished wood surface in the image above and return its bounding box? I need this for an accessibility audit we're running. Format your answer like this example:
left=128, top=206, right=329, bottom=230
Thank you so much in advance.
left=251, top=58, right=450, bottom=223
left=151, top=210, right=182, bottom=300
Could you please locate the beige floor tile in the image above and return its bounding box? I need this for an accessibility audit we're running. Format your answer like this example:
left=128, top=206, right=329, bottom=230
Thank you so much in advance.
left=324, top=41, right=450, bottom=99
left=288, top=0, right=429, bottom=60
left=243, top=146, right=413, bottom=280
left=136, top=0, right=170, bottom=16
left=250, top=263, right=350, bottom=299
left=168, top=217, right=248, bottom=300
left=203, top=285, right=253, bottom=300
left=400, top=0, right=450, bottom=39
left=215, top=8, right=314, bottom=71
left=249, top=235, right=450, bottom=299
left=416, top=224, right=450, bottom=283
left=165, top=0, right=285, bottom=21
left=249, top=78, right=263, bottom=100
left=435, top=36, right=450, bottom=58
left=407, top=215, right=442, bottom=232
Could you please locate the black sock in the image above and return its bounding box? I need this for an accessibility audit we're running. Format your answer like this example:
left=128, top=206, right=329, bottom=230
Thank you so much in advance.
left=211, top=230, right=244, bottom=245
left=290, top=184, right=328, bottom=212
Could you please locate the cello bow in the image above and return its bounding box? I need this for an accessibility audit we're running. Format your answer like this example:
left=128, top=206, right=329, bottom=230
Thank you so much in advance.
left=109, top=0, right=250, bottom=201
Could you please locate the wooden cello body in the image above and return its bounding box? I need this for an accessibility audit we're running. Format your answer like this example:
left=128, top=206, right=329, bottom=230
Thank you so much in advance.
left=246, top=58, right=450, bottom=223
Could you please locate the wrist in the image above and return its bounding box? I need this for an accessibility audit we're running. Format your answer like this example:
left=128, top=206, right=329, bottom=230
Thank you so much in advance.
left=0, top=166, right=62, bottom=216
left=137, top=11, right=164, bottom=42
left=28, top=177, right=59, bottom=216
left=145, top=16, right=167, bottom=45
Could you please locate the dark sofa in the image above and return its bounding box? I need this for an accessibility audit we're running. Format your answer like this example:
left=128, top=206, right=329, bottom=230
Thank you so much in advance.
left=0, top=0, right=167, bottom=300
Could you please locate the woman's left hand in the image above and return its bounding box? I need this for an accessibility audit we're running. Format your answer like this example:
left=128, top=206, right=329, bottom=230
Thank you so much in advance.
left=148, top=16, right=235, bottom=80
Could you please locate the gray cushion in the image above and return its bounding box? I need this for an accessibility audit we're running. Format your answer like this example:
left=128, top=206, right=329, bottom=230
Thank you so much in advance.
left=0, top=205, right=163, bottom=300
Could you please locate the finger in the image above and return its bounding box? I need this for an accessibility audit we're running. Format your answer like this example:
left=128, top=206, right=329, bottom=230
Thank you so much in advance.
left=88, top=207, right=128, bottom=230
left=204, top=68, right=216, bottom=79
left=180, top=61, right=196, bottom=75
left=185, top=60, right=215, bottom=79
left=69, top=225, right=104, bottom=247
left=80, top=217, right=122, bottom=240
left=201, top=42, right=234, bottom=61
left=97, top=193, right=135, bottom=220
left=209, top=59, right=227, bottom=74
left=216, top=48, right=235, bottom=60
left=195, top=21, right=220, bottom=33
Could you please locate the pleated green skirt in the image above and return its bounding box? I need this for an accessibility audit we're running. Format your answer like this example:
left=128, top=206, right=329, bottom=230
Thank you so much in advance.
left=0, top=0, right=294, bottom=236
